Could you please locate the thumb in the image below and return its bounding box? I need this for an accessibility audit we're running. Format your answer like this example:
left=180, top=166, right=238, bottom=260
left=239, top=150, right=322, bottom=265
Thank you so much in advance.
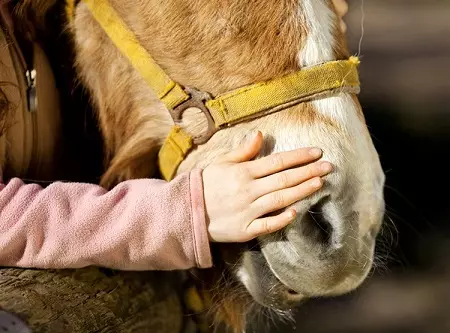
left=222, top=131, right=263, bottom=163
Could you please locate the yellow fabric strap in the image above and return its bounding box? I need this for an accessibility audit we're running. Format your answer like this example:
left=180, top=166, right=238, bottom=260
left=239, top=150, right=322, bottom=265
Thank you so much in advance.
left=158, top=126, right=193, bottom=181
left=80, top=0, right=189, bottom=110
left=159, top=58, right=360, bottom=181
left=76, top=0, right=361, bottom=182
left=206, top=57, right=360, bottom=127
left=65, top=0, right=76, bottom=23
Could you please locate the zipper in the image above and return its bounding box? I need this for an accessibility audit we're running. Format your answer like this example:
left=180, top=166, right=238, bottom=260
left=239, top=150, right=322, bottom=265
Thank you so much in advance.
left=25, top=62, right=39, bottom=177
left=25, top=68, right=37, bottom=113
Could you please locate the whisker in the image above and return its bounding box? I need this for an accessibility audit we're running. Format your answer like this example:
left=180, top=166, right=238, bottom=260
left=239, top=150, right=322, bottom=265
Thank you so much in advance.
left=356, top=0, right=365, bottom=58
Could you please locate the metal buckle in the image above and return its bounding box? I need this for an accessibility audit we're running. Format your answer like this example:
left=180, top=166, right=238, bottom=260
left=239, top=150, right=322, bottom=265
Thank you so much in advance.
left=170, top=88, right=217, bottom=145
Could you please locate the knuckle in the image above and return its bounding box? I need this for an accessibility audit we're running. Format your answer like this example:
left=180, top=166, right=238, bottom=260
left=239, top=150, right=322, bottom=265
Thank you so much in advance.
left=241, top=185, right=254, bottom=202
left=271, top=192, right=285, bottom=208
left=235, top=164, right=250, bottom=179
left=311, top=162, right=323, bottom=177
left=277, top=172, right=290, bottom=189
left=305, top=164, right=316, bottom=179
left=231, top=166, right=248, bottom=184
left=270, top=154, right=285, bottom=170
left=262, top=219, right=271, bottom=235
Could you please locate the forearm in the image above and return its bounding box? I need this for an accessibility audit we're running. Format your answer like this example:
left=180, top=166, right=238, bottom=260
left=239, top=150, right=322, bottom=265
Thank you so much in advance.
left=0, top=170, right=212, bottom=270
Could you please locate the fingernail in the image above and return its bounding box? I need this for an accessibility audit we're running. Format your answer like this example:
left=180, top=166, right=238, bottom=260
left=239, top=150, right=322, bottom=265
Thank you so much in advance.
left=309, top=148, right=322, bottom=157
left=247, top=131, right=260, bottom=143
left=321, top=162, right=333, bottom=173
left=287, top=210, right=297, bottom=220
left=312, top=178, right=323, bottom=188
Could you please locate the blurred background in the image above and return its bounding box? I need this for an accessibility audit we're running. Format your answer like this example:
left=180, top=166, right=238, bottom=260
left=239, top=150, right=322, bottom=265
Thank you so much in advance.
left=264, top=0, right=450, bottom=332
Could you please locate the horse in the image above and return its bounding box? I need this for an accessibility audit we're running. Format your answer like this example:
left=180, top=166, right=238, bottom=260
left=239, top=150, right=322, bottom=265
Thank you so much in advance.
left=17, top=0, right=386, bottom=331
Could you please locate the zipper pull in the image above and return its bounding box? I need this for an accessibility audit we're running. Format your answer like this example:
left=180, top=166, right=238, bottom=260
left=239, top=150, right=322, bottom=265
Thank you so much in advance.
left=26, top=68, right=37, bottom=113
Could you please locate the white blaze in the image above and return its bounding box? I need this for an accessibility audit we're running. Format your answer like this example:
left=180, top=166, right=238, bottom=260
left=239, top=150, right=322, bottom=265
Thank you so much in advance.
left=299, top=0, right=336, bottom=67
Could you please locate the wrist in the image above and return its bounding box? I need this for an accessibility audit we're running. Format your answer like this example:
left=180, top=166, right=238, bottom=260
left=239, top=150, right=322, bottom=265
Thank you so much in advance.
left=189, top=169, right=213, bottom=268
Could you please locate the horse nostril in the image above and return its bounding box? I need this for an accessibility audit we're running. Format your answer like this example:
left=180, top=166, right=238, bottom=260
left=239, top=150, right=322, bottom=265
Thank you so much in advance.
left=301, top=196, right=333, bottom=245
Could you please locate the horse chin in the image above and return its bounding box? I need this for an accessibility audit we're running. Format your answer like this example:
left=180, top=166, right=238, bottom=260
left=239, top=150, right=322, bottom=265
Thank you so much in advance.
left=235, top=239, right=375, bottom=311
left=235, top=248, right=305, bottom=311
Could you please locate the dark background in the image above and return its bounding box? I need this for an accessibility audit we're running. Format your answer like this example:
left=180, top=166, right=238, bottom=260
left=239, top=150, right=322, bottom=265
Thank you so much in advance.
left=265, top=1, right=450, bottom=332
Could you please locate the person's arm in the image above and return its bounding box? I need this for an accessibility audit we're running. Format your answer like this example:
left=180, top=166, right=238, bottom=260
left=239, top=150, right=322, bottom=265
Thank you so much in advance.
left=0, top=169, right=212, bottom=271
left=0, top=132, right=332, bottom=271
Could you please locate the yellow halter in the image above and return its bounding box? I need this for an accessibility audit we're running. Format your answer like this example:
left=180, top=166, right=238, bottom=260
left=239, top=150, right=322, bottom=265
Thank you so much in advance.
left=68, top=0, right=361, bottom=181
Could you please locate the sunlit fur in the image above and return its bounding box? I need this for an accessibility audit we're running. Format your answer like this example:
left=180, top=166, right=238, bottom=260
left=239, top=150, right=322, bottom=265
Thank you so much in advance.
left=17, top=0, right=385, bottom=332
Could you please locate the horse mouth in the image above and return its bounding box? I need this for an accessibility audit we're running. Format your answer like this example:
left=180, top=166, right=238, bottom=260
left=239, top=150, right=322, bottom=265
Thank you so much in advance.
left=238, top=232, right=376, bottom=311
left=237, top=240, right=306, bottom=310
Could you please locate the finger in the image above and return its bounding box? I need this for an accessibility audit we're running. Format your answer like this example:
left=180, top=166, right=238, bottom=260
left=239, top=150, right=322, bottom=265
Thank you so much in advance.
left=333, top=0, right=349, bottom=18
left=251, top=177, right=323, bottom=217
left=340, top=20, right=347, bottom=33
left=220, top=131, right=263, bottom=163
left=245, top=209, right=297, bottom=240
left=253, top=161, right=333, bottom=198
left=245, top=147, right=323, bottom=179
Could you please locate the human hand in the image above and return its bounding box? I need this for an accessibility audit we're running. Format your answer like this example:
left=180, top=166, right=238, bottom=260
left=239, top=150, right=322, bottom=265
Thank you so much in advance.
left=333, top=0, right=349, bottom=32
left=203, top=131, right=333, bottom=243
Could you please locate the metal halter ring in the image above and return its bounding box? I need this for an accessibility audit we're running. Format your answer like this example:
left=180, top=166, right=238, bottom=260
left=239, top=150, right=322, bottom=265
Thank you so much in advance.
left=170, top=88, right=218, bottom=145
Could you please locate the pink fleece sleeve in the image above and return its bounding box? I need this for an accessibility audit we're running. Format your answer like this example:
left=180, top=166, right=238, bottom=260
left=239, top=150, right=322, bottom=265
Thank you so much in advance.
left=0, top=168, right=212, bottom=271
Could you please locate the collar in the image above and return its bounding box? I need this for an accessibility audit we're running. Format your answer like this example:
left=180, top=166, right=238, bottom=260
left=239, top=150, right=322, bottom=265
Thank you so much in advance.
left=68, top=0, right=361, bottom=181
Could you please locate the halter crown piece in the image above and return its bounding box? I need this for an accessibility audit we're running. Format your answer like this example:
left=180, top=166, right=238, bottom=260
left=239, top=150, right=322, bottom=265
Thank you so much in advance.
left=68, top=0, right=361, bottom=181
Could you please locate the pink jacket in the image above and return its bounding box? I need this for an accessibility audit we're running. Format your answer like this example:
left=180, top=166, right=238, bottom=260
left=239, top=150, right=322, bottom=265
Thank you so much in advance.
left=0, top=168, right=212, bottom=271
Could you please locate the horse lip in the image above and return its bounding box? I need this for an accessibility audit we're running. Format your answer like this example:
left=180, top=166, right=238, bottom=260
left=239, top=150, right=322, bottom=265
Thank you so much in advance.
left=239, top=248, right=304, bottom=309
left=247, top=245, right=307, bottom=300
left=259, top=245, right=307, bottom=296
